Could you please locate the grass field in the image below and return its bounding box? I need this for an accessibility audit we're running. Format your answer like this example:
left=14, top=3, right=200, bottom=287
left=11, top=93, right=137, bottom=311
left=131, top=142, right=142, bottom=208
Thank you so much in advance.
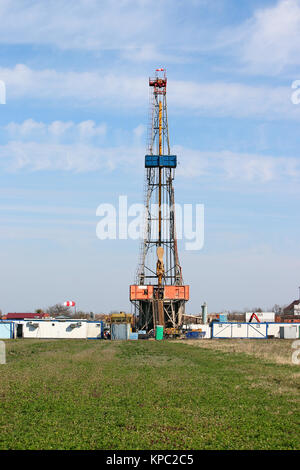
left=0, top=338, right=299, bottom=450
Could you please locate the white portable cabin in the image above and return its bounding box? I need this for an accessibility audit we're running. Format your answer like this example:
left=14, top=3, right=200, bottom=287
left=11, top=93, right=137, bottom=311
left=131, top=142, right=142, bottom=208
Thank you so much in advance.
left=266, top=323, right=300, bottom=339
left=212, top=322, right=300, bottom=339
left=212, top=322, right=268, bottom=339
left=13, top=319, right=103, bottom=339
left=15, top=319, right=87, bottom=339
left=86, top=321, right=103, bottom=339
left=279, top=325, right=299, bottom=339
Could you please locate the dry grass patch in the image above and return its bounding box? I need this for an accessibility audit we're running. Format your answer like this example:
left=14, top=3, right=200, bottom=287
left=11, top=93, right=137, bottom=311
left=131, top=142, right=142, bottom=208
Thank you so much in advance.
left=179, top=338, right=297, bottom=366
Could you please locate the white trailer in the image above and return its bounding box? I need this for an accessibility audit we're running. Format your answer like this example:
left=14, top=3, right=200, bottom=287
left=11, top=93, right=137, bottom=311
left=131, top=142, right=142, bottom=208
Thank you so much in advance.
left=86, top=321, right=103, bottom=339
left=212, top=322, right=267, bottom=339
left=266, top=323, right=300, bottom=339
left=247, top=323, right=268, bottom=338
left=280, top=325, right=299, bottom=339
left=15, top=320, right=87, bottom=339
left=212, top=322, right=299, bottom=339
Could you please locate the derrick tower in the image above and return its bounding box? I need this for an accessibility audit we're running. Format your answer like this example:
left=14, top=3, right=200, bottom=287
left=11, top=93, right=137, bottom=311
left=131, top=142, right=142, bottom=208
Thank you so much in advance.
left=130, top=68, right=189, bottom=331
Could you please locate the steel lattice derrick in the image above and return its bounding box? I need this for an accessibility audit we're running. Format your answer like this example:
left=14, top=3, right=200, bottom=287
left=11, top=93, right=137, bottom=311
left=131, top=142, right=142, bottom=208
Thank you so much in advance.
left=130, top=69, right=189, bottom=332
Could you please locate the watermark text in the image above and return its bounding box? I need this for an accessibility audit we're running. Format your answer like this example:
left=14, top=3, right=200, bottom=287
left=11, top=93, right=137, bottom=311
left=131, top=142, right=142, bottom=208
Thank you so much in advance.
left=96, top=196, right=204, bottom=251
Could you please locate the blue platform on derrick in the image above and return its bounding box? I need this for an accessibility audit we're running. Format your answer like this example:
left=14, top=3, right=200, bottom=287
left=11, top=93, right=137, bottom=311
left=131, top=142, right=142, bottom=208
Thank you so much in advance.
left=145, top=155, right=177, bottom=168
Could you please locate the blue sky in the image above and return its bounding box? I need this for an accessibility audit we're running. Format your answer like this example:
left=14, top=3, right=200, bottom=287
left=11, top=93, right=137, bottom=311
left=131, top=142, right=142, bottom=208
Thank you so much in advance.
left=0, top=0, right=300, bottom=314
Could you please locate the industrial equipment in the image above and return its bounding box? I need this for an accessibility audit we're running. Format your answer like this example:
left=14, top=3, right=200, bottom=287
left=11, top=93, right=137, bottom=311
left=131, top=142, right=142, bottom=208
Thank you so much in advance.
left=164, top=327, right=181, bottom=338
left=130, top=69, right=189, bottom=332
left=109, top=312, right=133, bottom=324
left=248, top=313, right=261, bottom=323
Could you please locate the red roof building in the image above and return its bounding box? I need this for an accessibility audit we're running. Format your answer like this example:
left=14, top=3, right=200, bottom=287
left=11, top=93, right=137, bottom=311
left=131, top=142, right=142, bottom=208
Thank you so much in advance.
left=6, top=313, right=50, bottom=320
left=283, top=300, right=300, bottom=316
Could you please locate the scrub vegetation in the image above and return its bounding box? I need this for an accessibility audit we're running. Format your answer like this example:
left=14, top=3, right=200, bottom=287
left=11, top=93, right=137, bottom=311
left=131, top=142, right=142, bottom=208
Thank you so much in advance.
left=0, top=339, right=299, bottom=450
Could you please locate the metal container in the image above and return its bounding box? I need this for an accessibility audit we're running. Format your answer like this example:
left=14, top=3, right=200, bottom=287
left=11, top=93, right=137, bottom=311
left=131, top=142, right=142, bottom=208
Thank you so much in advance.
left=280, top=326, right=299, bottom=339
left=138, top=330, right=148, bottom=340
left=129, top=332, right=138, bottom=340
left=0, top=321, right=14, bottom=339
left=185, top=331, right=199, bottom=339
left=219, top=314, right=228, bottom=322
left=111, top=323, right=130, bottom=340
left=155, top=325, right=164, bottom=340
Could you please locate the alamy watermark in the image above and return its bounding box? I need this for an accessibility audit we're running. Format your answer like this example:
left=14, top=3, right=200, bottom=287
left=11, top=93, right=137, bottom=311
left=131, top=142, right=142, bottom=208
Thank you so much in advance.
left=291, top=80, right=300, bottom=105
left=0, top=80, right=6, bottom=104
left=96, top=195, right=204, bottom=251
left=0, top=341, right=6, bottom=364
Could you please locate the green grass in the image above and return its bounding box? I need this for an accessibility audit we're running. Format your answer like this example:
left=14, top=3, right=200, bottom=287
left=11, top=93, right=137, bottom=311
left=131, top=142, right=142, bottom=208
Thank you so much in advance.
left=0, top=339, right=299, bottom=450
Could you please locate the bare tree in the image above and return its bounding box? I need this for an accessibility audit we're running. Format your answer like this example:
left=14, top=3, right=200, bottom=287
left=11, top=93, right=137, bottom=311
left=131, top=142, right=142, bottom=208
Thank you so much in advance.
left=72, top=311, right=91, bottom=319
left=46, top=303, right=71, bottom=317
left=272, top=304, right=287, bottom=315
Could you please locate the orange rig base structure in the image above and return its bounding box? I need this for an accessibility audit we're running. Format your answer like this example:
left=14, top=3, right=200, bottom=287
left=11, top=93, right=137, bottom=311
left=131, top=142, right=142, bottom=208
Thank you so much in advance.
left=130, top=285, right=189, bottom=302
left=130, top=284, right=190, bottom=331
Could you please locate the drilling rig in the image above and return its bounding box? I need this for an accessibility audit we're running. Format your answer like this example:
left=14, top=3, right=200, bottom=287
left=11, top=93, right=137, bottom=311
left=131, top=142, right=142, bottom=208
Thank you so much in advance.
left=130, top=68, right=189, bottom=332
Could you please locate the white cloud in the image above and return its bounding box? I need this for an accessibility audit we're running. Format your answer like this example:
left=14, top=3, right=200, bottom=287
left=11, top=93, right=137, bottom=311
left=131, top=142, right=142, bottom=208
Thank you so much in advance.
left=1, top=64, right=300, bottom=120
left=174, top=145, right=300, bottom=183
left=4, top=118, right=107, bottom=141
left=48, top=121, right=74, bottom=137
left=0, top=0, right=299, bottom=77
left=223, top=0, right=300, bottom=74
left=77, top=121, right=107, bottom=139
left=0, top=140, right=142, bottom=173
left=0, top=0, right=159, bottom=51
left=133, top=124, right=146, bottom=140
left=0, top=0, right=192, bottom=63
left=120, top=44, right=186, bottom=64
left=5, top=119, right=46, bottom=137
left=0, top=123, right=299, bottom=185
left=168, top=79, right=297, bottom=119
left=0, top=64, right=146, bottom=107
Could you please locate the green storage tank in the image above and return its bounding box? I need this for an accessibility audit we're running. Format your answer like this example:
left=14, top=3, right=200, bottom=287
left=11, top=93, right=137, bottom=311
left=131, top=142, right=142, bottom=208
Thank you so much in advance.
left=156, top=325, right=164, bottom=341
